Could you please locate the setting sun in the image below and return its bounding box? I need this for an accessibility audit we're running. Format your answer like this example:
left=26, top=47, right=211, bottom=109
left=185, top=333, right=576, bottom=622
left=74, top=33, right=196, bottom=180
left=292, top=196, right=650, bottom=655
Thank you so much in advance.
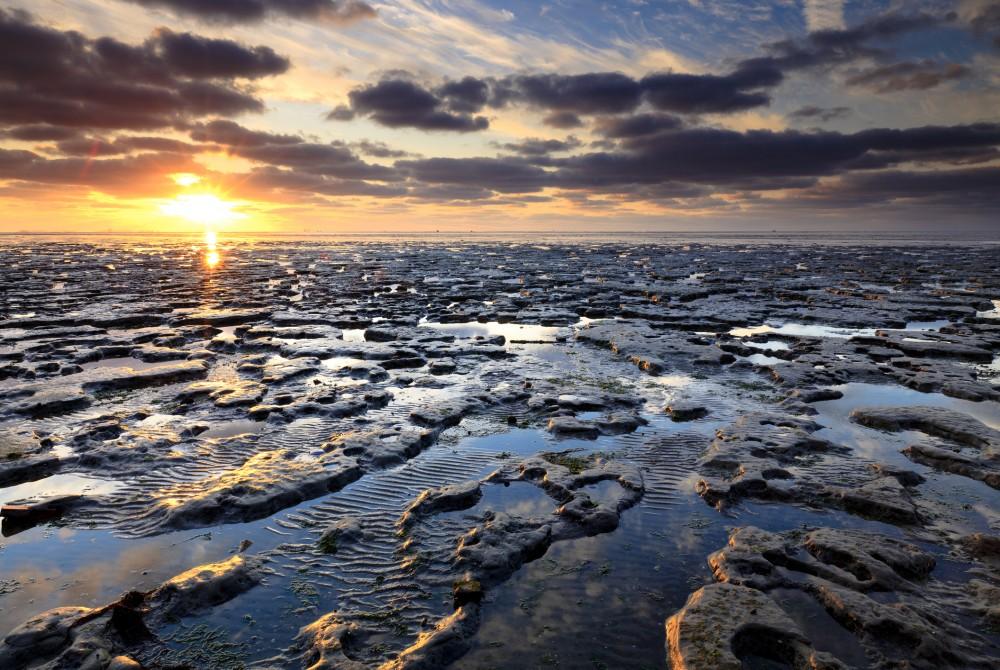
left=171, top=173, right=202, bottom=187
left=160, top=194, right=244, bottom=226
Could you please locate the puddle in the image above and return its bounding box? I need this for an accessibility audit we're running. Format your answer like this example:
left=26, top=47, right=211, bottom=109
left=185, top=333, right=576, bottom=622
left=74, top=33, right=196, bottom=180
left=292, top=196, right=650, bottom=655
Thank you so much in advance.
left=320, top=356, right=368, bottom=371
left=813, top=382, right=1000, bottom=431
left=745, top=339, right=791, bottom=351
left=199, top=419, right=267, bottom=440
left=80, top=357, right=166, bottom=371
left=976, top=299, right=1000, bottom=319
left=460, top=492, right=902, bottom=670
left=0, top=519, right=284, bottom=635
left=420, top=321, right=564, bottom=342
left=769, top=587, right=871, bottom=668
left=580, top=478, right=626, bottom=507
left=729, top=321, right=948, bottom=339
left=904, top=320, right=950, bottom=330
left=341, top=329, right=366, bottom=342
left=977, top=355, right=1000, bottom=379
left=458, top=427, right=552, bottom=457
left=0, top=474, right=123, bottom=507
left=647, top=373, right=696, bottom=388
left=455, top=481, right=555, bottom=520
left=809, top=382, right=1000, bottom=534
left=743, top=353, right=787, bottom=366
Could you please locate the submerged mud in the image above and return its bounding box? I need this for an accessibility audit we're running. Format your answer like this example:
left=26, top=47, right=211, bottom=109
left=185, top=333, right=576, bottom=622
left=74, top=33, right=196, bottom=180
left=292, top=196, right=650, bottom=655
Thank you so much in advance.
left=0, top=237, right=998, bottom=669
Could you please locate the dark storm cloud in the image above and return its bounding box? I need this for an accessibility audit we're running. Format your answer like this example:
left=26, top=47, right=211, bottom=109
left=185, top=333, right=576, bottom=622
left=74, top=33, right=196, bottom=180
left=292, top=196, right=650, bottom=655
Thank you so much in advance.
left=845, top=60, right=970, bottom=93
left=123, top=0, right=376, bottom=25
left=0, top=10, right=286, bottom=131
left=326, top=105, right=355, bottom=121
left=0, top=148, right=35, bottom=172
left=53, top=135, right=206, bottom=157
left=494, top=137, right=582, bottom=156
left=384, top=123, right=1000, bottom=204
left=843, top=146, right=999, bottom=170
left=187, top=120, right=399, bottom=182
left=2, top=118, right=403, bottom=200
left=437, top=77, right=491, bottom=114
left=328, top=10, right=959, bottom=133
left=242, top=166, right=406, bottom=198
left=187, top=119, right=301, bottom=147
left=151, top=29, right=290, bottom=79
left=846, top=166, right=1000, bottom=205
left=554, top=129, right=863, bottom=188
left=332, top=65, right=778, bottom=132
left=542, top=112, right=583, bottom=128
left=592, top=113, right=684, bottom=138
left=494, top=67, right=780, bottom=116
left=3, top=125, right=83, bottom=141
left=340, top=78, right=489, bottom=132
left=236, top=141, right=397, bottom=180
left=396, top=157, right=551, bottom=193
left=350, top=140, right=414, bottom=159
left=968, top=2, right=1000, bottom=47
left=789, top=106, right=851, bottom=122
left=0, top=149, right=398, bottom=198
left=0, top=84, right=261, bottom=131
left=638, top=62, right=781, bottom=114
left=0, top=147, right=197, bottom=192
left=850, top=123, right=1000, bottom=153
left=493, top=73, right=642, bottom=115
left=406, top=184, right=497, bottom=201
left=753, top=11, right=945, bottom=73
left=560, top=123, right=1000, bottom=188
left=802, top=166, right=1000, bottom=209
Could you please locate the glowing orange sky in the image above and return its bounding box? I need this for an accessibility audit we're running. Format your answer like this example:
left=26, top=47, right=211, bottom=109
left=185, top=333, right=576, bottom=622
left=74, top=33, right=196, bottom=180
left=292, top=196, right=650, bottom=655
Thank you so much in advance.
left=1, top=1, right=999, bottom=232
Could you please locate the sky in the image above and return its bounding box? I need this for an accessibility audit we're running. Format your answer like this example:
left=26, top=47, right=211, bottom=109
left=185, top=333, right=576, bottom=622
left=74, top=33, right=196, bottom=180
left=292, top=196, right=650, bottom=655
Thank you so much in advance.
left=0, top=0, right=998, bottom=233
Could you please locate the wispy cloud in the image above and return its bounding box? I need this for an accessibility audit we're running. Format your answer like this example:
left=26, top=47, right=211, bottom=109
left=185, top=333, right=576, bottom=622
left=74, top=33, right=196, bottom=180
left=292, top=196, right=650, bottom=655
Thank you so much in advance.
left=803, top=0, right=845, bottom=32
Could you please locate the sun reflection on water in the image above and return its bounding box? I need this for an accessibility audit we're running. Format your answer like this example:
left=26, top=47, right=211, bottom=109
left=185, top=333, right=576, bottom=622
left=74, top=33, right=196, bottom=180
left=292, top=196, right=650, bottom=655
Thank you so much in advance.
left=204, top=229, right=220, bottom=269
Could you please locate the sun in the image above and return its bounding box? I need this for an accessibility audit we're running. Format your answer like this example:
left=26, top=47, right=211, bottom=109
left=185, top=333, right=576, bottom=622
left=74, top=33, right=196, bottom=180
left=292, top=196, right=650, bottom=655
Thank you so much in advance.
left=160, top=193, right=245, bottom=225
left=171, top=173, right=202, bottom=187
left=160, top=173, right=246, bottom=226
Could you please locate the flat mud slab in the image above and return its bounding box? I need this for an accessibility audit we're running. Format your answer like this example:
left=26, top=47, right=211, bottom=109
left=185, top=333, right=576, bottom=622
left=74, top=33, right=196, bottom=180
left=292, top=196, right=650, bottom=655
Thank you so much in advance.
left=0, top=237, right=998, bottom=669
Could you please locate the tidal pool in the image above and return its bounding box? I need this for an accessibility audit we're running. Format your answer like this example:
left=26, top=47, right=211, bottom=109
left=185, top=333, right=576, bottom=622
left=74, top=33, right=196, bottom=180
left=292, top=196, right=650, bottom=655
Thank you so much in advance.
left=729, top=320, right=950, bottom=338
left=419, top=321, right=565, bottom=343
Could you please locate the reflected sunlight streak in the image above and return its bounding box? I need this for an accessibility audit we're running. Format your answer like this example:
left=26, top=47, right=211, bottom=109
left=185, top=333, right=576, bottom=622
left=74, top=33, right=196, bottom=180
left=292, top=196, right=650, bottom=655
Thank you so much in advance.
left=204, top=229, right=220, bottom=269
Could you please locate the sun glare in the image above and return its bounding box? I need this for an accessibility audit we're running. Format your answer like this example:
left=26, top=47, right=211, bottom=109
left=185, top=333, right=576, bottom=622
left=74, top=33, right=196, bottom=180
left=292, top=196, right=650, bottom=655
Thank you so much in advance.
left=160, top=194, right=243, bottom=225
left=203, top=228, right=221, bottom=268
left=171, top=173, right=202, bottom=187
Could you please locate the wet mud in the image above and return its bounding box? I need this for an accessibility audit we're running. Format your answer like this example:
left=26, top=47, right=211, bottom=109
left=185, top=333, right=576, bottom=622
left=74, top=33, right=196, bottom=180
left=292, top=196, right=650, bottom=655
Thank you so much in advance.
left=0, top=237, right=998, bottom=669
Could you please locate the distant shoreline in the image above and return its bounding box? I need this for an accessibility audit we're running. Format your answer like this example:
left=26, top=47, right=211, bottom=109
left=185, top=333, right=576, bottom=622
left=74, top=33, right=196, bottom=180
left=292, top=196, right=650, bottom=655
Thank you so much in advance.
left=1, top=231, right=997, bottom=246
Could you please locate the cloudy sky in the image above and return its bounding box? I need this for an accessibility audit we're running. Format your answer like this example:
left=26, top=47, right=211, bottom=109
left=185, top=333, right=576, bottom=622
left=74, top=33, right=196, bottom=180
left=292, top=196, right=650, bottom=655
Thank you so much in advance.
left=1, top=0, right=998, bottom=232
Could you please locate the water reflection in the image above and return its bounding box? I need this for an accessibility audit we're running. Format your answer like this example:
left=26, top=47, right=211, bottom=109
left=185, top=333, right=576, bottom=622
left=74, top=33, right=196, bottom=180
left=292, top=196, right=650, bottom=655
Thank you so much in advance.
left=204, top=229, right=220, bottom=269
left=729, top=320, right=949, bottom=339
left=419, top=320, right=564, bottom=342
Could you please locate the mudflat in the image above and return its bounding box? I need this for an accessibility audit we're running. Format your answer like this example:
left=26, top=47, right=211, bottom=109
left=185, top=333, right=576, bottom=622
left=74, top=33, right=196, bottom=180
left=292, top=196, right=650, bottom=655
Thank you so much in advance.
left=1, top=237, right=998, bottom=669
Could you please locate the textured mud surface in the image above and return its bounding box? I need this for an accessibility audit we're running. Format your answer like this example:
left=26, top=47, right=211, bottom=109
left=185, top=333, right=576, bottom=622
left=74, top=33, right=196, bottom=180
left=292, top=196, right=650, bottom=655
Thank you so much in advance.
left=1, top=237, right=998, bottom=669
